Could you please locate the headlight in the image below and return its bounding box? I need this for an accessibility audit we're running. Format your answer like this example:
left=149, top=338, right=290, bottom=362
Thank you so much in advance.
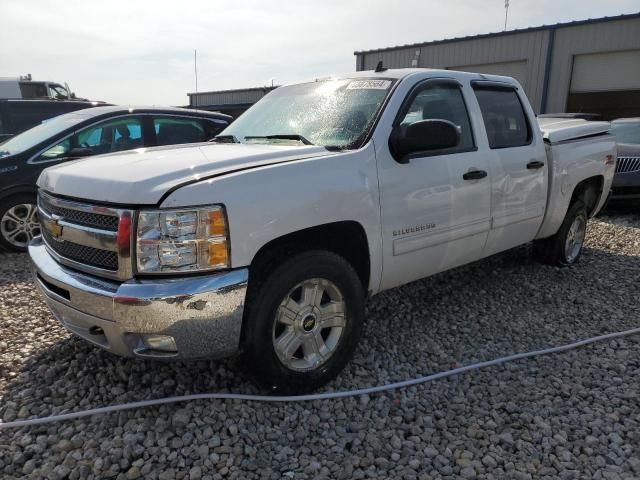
left=136, top=206, right=229, bottom=274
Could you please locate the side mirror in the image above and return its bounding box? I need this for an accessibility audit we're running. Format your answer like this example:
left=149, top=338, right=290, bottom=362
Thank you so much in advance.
left=67, top=147, right=94, bottom=158
left=389, top=119, right=460, bottom=163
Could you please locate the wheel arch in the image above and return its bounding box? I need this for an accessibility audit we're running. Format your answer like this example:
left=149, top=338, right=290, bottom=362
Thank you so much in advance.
left=569, top=175, right=604, bottom=218
left=536, top=174, right=606, bottom=241
left=0, top=185, right=38, bottom=205
left=246, top=220, right=371, bottom=296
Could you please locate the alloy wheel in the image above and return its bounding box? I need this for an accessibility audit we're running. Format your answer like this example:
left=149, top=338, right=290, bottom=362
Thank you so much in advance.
left=272, top=278, right=346, bottom=371
left=564, top=215, right=586, bottom=264
left=1, top=203, right=40, bottom=249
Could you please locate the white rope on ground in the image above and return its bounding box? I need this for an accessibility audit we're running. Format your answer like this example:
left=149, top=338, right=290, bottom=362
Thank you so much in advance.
left=1, top=326, right=639, bottom=430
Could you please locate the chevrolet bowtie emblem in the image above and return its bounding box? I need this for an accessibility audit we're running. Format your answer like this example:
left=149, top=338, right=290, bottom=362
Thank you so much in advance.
left=44, top=217, right=63, bottom=239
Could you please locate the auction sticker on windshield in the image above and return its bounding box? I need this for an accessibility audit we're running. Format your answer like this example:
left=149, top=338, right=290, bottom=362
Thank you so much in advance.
left=347, top=80, right=392, bottom=90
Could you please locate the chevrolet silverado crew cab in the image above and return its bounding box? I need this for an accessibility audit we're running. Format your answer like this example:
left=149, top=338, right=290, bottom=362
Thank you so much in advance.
left=29, top=68, right=616, bottom=393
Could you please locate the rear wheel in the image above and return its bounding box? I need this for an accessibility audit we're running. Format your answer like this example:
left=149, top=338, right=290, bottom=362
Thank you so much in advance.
left=535, top=201, right=588, bottom=266
left=243, top=250, right=365, bottom=394
left=0, top=195, right=40, bottom=252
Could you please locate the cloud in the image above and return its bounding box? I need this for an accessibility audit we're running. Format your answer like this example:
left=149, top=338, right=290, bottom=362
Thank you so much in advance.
left=1, top=0, right=638, bottom=105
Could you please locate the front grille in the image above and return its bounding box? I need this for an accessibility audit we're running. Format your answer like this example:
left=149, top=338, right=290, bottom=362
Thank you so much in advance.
left=615, top=157, right=640, bottom=174
left=39, top=194, right=119, bottom=231
left=37, top=191, right=132, bottom=280
left=42, top=228, right=118, bottom=271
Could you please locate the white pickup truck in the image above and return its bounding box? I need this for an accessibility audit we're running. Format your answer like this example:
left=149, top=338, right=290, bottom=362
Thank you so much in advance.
left=29, top=68, right=616, bottom=393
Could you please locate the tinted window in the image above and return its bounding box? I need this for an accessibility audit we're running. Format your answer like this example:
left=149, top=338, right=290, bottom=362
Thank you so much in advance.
left=35, top=117, right=143, bottom=161
left=202, top=119, right=227, bottom=140
left=474, top=87, right=531, bottom=149
left=399, top=82, right=474, bottom=151
left=154, top=117, right=206, bottom=146
left=76, top=118, right=143, bottom=154
left=19, top=83, right=48, bottom=98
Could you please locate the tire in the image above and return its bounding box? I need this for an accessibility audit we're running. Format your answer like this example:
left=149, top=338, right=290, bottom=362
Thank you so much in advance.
left=534, top=200, right=588, bottom=266
left=243, top=250, right=365, bottom=394
left=0, top=194, right=40, bottom=252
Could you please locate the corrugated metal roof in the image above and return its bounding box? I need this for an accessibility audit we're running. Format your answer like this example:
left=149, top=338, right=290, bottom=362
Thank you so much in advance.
left=354, top=12, right=640, bottom=55
left=187, top=86, right=278, bottom=97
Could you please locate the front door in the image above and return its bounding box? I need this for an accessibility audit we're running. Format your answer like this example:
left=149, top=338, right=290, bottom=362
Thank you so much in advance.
left=376, top=78, right=492, bottom=291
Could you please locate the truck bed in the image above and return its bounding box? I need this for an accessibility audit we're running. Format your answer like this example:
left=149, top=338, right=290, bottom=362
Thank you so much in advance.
left=536, top=118, right=616, bottom=239
left=538, top=117, right=611, bottom=143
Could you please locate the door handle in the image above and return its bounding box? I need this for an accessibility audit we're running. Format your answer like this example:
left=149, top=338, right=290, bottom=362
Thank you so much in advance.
left=527, top=160, right=545, bottom=170
left=462, top=169, right=487, bottom=180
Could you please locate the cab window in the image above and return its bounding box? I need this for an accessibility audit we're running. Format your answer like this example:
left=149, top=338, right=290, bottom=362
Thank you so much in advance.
left=399, top=82, right=475, bottom=151
left=473, top=87, right=531, bottom=149
left=19, top=82, right=47, bottom=99
left=48, top=84, right=69, bottom=99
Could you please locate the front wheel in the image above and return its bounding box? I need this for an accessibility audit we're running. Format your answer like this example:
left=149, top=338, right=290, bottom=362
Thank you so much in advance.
left=0, top=195, right=40, bottom=252
left=243, top=250, right=365, bottom=394
left=534, top=200, right=588, bottom=266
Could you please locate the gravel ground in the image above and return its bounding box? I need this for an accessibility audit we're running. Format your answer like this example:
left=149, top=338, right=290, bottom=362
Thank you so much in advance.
left=1, top=212, right=639, bottom=479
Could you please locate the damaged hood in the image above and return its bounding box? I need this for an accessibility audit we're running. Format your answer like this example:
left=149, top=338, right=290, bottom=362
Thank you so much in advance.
left=38, top=142, right=335, bottom=205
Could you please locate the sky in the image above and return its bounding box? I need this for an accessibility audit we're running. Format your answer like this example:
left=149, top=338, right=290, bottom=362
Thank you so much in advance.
left=1, top=0, right=638, bottom=106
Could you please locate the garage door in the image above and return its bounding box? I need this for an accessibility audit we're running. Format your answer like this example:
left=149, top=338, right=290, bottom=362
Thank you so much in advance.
left=567, top=50, right=640, bottom=120
left=570, top=50, right=640, bottom=92
left=448, top=61, right=528, bottom=88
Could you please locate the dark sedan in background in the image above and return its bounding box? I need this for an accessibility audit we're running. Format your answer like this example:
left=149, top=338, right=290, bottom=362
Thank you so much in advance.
left=0, top=106, right=231, bottom=251
left=610, top=118, right=640, bottom=201
left=0, top=99, right=110, bottom=142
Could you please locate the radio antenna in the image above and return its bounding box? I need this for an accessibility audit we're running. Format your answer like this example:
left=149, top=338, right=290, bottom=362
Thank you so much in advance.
left=194, top=49, right=199, bottom=93
left=504, top=0, right=510, bottom=31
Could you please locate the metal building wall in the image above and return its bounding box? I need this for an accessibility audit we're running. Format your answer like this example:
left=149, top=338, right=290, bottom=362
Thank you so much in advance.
left=357, top=30, right=551, bottom=112
left=189, top=88, right=272, bottom=108
left=545, top=16, right=640, bottom=112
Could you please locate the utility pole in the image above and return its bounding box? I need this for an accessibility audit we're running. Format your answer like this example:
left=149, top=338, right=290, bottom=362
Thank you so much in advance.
left=194, top=49, right=198, bottom=93
left=504, top=0, right=510, bottom=31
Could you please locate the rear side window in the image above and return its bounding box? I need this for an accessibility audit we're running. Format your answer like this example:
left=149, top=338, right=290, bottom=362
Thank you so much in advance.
left=473, top=87, right=531, bottom=149
left=154, top=117, right=207, bottom=146
left=202, top=119, right=227, bottom=140
left=19, top=82, right=48, bottom=99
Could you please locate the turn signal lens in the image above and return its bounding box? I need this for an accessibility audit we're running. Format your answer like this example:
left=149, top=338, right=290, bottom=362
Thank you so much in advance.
left=208, top=210, right=226, bottom=236
left=208, top=240, right=229, bottom=268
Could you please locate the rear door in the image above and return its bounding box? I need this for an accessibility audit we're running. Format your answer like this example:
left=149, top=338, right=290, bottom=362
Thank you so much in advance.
left=471, top=83, right=547, bottom=256
left=376, top=77, right=492, bottom=290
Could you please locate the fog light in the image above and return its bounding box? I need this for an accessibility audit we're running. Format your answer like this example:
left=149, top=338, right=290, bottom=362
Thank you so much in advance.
left=141, top=334, right=177, bottom=352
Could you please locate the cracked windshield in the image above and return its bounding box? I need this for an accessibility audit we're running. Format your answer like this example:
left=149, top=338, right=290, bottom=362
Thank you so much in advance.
left=221, top=78, right=394, bottom=148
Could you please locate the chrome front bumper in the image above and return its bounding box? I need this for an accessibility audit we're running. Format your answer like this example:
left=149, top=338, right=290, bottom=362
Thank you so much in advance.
left=29, top=236, right=248, bottom=359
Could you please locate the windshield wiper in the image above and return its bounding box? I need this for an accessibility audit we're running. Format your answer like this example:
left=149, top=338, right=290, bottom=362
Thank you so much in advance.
left=211, top=135, right=239, bottom=143
left=244, top=134, right=314, bottom=145
left=324, top=145, right=348, bottom=151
